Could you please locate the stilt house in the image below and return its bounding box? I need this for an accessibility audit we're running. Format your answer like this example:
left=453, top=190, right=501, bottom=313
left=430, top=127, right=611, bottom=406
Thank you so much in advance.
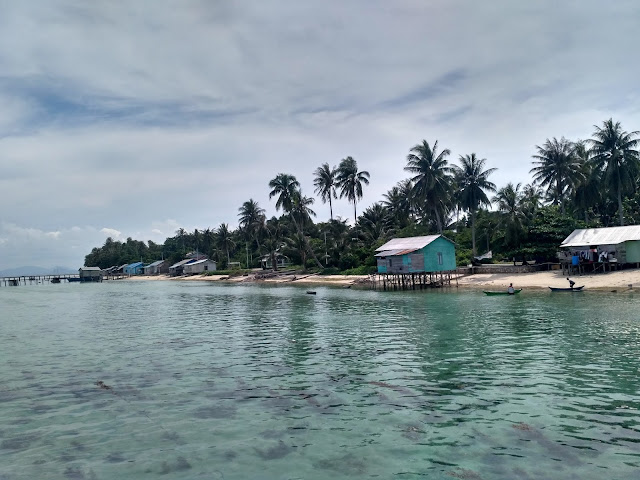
left=375, top=235, right=456, bottom=274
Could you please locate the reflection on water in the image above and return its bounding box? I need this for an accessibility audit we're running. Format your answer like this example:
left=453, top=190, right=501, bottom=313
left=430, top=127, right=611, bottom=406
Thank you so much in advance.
left=1, top=282, right=639, bottom=479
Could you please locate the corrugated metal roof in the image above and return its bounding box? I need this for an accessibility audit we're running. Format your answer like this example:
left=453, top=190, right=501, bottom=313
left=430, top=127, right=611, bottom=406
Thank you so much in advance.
left=145, top=260, right=165, bottom=268
left=375, top=248, right=419, bottom=257
left=79, top=267, right=102, bottom=271
left=185, top=258, right=214, bottom=266
left=126, top=262, right=144, bottom=268
left=561, top=225, right=640, bottom=247
left=375, top=235, right=453, bottom=252
left=169, top=259, right=194, bottom=268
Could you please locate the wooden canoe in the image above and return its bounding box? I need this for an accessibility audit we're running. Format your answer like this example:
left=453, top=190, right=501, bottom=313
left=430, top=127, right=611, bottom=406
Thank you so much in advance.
left=548, top=286, right=584, bottom=292
left=483, top=289, right=521, bottom=296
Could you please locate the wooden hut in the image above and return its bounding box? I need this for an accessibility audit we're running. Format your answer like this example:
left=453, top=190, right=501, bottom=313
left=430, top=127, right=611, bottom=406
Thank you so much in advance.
left=78, top=267, right=103, bottom=282
left=374, top=235, right=456, bottom=290
left=183, top=259, right=217, bottom=275
left=559, top=225, right=640, bottom=273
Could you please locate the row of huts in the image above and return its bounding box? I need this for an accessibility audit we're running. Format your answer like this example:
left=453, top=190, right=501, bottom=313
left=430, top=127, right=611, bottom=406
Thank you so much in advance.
left=98, top=253, right=217, bottom=277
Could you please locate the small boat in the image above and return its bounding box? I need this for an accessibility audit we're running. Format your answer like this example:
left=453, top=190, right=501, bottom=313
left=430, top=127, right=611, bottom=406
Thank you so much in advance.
left=548, top=286, right=584, bottom=292
left=67, top=277, right=81, bottom=283
left=483, top=289, right=521, bottom=296
left=306, top=290, right=317, bottom=295
left=51, top=277, right=61, bottom=284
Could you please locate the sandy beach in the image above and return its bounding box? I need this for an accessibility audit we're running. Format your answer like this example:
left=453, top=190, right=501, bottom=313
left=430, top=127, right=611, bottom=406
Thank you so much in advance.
left=124, top=268, right=640, bottom=291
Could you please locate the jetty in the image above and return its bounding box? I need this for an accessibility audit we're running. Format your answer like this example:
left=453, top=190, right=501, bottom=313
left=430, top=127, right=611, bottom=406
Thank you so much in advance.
left=0, top=273, right=126, bottom=286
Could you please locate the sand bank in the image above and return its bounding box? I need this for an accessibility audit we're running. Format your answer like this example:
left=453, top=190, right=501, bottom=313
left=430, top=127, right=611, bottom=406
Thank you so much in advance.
left=124, top=268, right=640, bottom=290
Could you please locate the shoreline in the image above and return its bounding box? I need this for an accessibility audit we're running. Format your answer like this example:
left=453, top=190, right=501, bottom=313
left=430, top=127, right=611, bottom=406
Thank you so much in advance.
left=123, top=268, right=640, bottom=291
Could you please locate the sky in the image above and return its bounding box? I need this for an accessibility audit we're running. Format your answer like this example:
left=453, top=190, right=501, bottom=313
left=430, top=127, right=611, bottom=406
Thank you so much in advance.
left=1, top=0, right=639, bottom=270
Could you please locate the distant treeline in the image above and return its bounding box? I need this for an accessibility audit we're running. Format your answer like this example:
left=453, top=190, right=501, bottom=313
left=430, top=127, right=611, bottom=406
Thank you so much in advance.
left=85, top=118, right=640, bottom=271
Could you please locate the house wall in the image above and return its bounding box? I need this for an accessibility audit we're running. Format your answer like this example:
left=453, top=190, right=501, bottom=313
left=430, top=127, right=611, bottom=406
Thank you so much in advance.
left=623, top=241, right=640, bottom=263
left=423, top=237, right=456, bottom=272
left=377, top=237, right=456, bottom=274
left=184, top=261, right=217, bottom=274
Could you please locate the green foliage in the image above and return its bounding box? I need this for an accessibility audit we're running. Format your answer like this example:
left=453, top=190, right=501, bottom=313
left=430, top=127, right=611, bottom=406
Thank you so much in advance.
left=456, top=248, right=472, bottom=267
left=341, top=265, right=376, bottom=275
left=520, top=205, right=589, bottom=261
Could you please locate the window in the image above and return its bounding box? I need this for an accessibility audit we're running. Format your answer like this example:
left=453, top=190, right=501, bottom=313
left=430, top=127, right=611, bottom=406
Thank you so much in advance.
left=437, top=252, right=443, bottom=265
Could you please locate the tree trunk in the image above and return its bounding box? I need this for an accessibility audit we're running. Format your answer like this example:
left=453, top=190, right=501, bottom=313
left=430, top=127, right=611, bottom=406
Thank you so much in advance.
left=329, top=197, right=333, bottom=221
left=618, top=170, right=624, bottom=226
left=353, top=201, right=357, bottom=225
left=434, top=207, right=443, bottom=234
left=471, top=209, right=477, bottom=256
left=290, top=214, right=324, bottom=269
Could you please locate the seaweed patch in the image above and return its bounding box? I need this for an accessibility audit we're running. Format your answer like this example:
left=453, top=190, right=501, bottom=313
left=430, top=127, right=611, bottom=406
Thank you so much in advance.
left=254, top=440, right=293, bottom=460
left=159, top=456, right=191, bottom=474
left=448, top=468, right=483, bottom=479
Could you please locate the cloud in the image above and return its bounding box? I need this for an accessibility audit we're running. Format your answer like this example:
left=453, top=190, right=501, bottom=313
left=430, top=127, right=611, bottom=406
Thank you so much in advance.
left=0, top=0, right=639, bottom=268
left=100, top=228, right=122, bottom=239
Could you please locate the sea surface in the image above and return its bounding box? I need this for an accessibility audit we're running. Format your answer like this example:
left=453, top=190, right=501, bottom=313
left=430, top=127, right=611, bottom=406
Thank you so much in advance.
left=1, top=281, right=639, bottom=479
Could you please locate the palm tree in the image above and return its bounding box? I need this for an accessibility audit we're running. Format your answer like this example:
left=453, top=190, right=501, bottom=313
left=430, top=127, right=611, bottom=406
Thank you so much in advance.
left=589, top=118, right=640, bottom=226
left=530, top=137, right=584, bottom=214
left=291, top=190, right=316, bottom=229
left=313, top=163, right=338, bottom=220
left=238, top=199, right=266, bottom=257
left=404, top=140, right=453, bottom=233
left=358, top=203, right=389, bottom=243
left=268, top=174, right=323, bottom=268
left=570, top=141, right=600, bottom=223
left=382, top=180, right=413, bottom=230
left=335, top=156, right=370, bottom=224
left=452, top=153, right=497, bottom=256
left=262, top=217, right=284, bottom=271
left=493, top=183, right=525, bottom=249
left=268, top=173, right=301, bottom=213
left=216, top=223, right=235, bottom=267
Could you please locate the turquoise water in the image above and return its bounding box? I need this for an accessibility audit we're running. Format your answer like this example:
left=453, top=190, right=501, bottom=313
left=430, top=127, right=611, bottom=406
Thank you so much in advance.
left=1, top=281, right=639, bottom=479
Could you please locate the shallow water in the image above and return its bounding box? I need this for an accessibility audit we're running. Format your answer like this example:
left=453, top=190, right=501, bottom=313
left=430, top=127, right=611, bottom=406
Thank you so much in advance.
left=1, top=281, right=639, bottom=479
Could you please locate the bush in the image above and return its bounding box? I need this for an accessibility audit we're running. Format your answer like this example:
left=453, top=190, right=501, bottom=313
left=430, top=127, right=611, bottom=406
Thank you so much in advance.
left=341, top=265, right=377, bottom=275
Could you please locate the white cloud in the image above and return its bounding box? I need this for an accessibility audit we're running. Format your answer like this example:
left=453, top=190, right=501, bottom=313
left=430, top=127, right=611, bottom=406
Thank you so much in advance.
left=100, top=228, right=122, bottom=239
left=0, top=1, right=639, bottom=268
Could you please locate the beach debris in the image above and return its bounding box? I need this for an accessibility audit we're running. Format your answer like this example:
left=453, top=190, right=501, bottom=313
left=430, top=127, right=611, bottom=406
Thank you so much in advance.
left=95, top=380, right=112, bottom=391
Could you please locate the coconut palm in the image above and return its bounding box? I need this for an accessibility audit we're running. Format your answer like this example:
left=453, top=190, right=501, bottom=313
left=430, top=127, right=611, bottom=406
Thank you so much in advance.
left=589, top=118, right=640, bottom=226
left=268, top=174, right=323, bottom=268
left=357, top=203, right=389, bottom=243
left=313, top=163, right=338, bottom=220
left=238, top=199, right=266, bottom=254
left=404, top=140, right=453, bottom=233
left=452, top=153, right=497, bottom=256
left=493, top=183, right=525, bottom=249
left=262, top=217, right=285, bottom=271
left=216, top=223, right=235, bottom=267
left=335, top=156, right=370, bottom=224
left=382, top=179, right=413, bottom=230
left=530, top=137, right=584, bottom=213
left=268, top=173, right=300, bottom=213
left=291, top=190, right=316, bottom=229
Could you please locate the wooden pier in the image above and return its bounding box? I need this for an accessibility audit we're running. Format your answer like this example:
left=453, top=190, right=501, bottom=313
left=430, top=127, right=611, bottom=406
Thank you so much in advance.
left=372, top=270, right=457, bottom=291
left=0, top=274, right=126, bottom=286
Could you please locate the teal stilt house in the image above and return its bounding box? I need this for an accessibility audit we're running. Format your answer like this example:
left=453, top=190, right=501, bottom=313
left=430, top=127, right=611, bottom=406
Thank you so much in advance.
left=375, top=235, right=456, bottom=274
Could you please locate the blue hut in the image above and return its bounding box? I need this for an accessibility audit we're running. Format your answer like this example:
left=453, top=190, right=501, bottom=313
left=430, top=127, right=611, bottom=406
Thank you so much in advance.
left=123, top=262, right=144, bottom=275
left=375, top=235, right=456, bottom=274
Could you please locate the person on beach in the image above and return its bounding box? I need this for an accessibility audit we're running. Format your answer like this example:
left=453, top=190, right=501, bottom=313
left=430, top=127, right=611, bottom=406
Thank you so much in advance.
left=567, top=277, right=576, bottom=289
left=507, top=283, right=515, bottom=294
